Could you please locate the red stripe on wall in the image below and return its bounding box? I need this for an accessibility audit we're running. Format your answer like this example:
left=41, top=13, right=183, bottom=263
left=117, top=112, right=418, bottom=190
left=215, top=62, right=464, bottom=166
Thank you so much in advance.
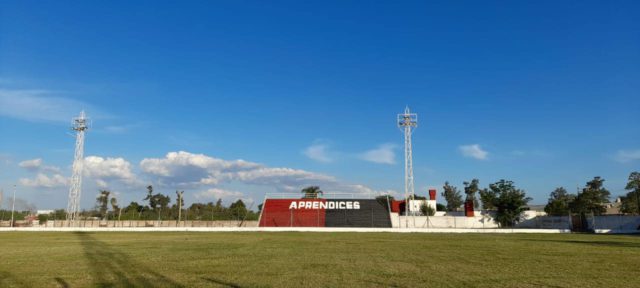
left=259, top=199, right=327, bottom=227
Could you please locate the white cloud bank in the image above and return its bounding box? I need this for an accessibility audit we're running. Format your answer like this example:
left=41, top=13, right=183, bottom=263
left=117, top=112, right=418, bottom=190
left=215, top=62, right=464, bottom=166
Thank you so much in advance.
left=83, top=156, right=140, bottom=186
left=359, top=144, right=397, bottom=165
left=18, top=158, right=61, bottom=173
left=17, top=151, right=396, bottom=203
left=20, top=173, right=69, bottom=188
left=459, top=144, right=489, bottom=160
left=140, top=151, right=335, bottom=192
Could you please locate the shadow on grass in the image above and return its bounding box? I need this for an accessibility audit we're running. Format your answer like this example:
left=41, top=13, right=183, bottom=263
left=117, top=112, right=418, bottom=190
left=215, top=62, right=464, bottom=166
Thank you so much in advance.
left=201, top=277, right=243, bottom=288
left=363, top=279, right=402, bottom=287
left=54, top=277, right=70, bottom=288
left=0, top=271, right=28, bottom=287
left=526, top=237, right=640, bottom=249
left=75, top=232, right=184, bottom=287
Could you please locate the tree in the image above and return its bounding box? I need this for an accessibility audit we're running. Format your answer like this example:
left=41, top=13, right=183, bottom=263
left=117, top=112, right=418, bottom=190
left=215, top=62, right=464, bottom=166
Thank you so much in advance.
left=441, top=182, right=463, bottom=211
left=124, top=202, right=143, bottom=219
left=50, top=209, right=67, bottom=221
left=229, top=200, right=247, bottom=220
left=145, top=185, right=153, bottom=199
left=301, top=186, right=323, bottom=199
left=479, top=187, right=497, bottom=210
left=95, top=190, right=111, bottom=220
left=153, top=194, right=171, bottom=220
left=482, top=180, right=531, bottom=227
left=620, top=172, right=640, bottom=215
left=436, top=203, right=447, bottom=212
left=544, top=187, right=575, bottom=216
left=570, top=176, right=611, bottom=215
left=110, top=196, right=120, bottom=220
left=463, top=179, right=480, bottom=209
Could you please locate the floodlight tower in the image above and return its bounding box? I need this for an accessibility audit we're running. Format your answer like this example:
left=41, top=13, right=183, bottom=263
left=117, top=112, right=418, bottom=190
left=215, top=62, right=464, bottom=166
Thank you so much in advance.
left=398, top=107, right=417, bottom=217
left=66, top=110, right=89, bottom=224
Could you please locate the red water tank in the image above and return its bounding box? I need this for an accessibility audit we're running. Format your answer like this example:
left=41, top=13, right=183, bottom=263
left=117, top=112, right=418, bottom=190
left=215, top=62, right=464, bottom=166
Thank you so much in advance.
left=464, top=200, right=475, bottom=217
left=428, top=189, right=436, bottom=200
left=391, top=200, right=404, bottom=213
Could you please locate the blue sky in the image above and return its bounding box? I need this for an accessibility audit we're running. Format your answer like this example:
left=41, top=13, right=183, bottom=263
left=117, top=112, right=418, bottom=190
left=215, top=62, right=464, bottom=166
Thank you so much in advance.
left=1, top=1, right=638, bottom=210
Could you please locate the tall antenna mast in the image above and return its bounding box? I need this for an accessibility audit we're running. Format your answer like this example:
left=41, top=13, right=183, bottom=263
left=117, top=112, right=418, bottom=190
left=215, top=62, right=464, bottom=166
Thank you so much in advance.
left=66, top=110, right=90, bottom=225
left=398, top=106, right=417, bottom=217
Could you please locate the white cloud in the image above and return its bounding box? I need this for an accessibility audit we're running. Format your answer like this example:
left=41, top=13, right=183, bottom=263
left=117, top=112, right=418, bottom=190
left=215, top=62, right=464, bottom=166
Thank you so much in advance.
left=96, top=179, right=108, bottom=188
left=140, top=151, right=260, bottom=187
left=303, top=143, right=333, bottom=163
left=139, top=151, right=380, bottom=196
left=194, top=188, right=244, bottom=200
left=0, top=89, right=98, bottom=123
left=459, top=144, right=489, bottom=160
left=359, top=144, right=397, bottom=164
left=83, top=156, right=139, bottom=187
left=234, top=167, right=336, bottom=191
left=18, top=158, right=43, bottom=170
left=614, top=149, right=640, bottom=163
left=19, top=173, right=69, bottom=188
left=18, top=158, right=61, bottom=173
left=16, top=151, right=389, bottom=203
left=139, top=151, right=338, bottom=192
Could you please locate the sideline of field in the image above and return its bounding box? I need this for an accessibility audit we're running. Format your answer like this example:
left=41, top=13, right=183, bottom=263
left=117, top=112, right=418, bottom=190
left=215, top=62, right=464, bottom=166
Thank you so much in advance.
left=0, top=227, right=573, bottom=233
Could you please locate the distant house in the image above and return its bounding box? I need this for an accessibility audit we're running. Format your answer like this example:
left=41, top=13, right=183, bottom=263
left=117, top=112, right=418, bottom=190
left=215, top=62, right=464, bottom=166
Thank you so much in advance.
left=604, top=198, right=622, bottom=215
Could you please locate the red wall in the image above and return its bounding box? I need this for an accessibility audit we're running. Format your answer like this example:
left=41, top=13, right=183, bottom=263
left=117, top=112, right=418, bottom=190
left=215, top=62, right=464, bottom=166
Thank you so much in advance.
left=259, top=199, right=326, bottom=227
left=391, top=200, right=405, bottom=213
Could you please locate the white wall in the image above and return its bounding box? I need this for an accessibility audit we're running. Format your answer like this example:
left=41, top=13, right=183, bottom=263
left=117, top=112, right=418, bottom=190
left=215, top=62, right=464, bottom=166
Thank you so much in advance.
left=391, top=215, right=571, bottom=229
left=395, top=215, right=498, bottom=229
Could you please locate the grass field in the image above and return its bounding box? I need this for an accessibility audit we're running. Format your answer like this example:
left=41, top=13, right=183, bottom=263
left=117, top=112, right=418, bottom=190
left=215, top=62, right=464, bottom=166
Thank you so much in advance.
left=0, top=232, right=638, bottom=287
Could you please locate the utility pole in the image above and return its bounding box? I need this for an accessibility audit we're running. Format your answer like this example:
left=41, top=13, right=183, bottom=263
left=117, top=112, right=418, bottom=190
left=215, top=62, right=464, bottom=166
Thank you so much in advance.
left=176, top=191, right=184, bottom=225
left=11, top=184, right=16, bottom=227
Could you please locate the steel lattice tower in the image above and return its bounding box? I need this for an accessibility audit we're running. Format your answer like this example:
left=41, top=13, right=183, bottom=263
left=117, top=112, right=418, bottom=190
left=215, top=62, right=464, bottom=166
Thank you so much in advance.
left=66, top=110, right=89, bottom=224
left=398, top=107, right=417, bottom=216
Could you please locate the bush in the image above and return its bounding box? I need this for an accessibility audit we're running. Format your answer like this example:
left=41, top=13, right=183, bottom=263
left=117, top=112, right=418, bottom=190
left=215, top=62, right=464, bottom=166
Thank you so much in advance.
left=38, top=214, right=49, bottom=225
left=421, top=204, right=435, bottom=216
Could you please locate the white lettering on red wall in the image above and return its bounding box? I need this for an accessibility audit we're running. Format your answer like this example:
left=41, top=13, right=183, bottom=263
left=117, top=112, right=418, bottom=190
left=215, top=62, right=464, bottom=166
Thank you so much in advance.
left=288, top=201, right=361, bottom=210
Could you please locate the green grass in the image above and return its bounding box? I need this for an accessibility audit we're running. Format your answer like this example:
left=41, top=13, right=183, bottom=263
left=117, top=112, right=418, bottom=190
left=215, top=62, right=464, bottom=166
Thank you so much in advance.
left=0, top=232, right=639, bottom=287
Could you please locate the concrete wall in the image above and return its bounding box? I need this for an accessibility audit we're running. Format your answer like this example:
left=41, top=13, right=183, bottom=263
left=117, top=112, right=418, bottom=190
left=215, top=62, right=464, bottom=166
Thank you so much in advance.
left=395, top=215, right=498, bottom=228
left=391, top=214, right=571, bottom=229
left=587, top=215, right=640, bottom=233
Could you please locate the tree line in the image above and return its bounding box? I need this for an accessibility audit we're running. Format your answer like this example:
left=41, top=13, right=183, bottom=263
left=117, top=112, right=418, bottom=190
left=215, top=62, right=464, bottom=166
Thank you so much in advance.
left=438, top=178, right=531, bottom=226
left=38, top=185, right=259, bottom=223
left=543, top=172, right=640, bottom=216
left=438, top=172, right=640, bottom=223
